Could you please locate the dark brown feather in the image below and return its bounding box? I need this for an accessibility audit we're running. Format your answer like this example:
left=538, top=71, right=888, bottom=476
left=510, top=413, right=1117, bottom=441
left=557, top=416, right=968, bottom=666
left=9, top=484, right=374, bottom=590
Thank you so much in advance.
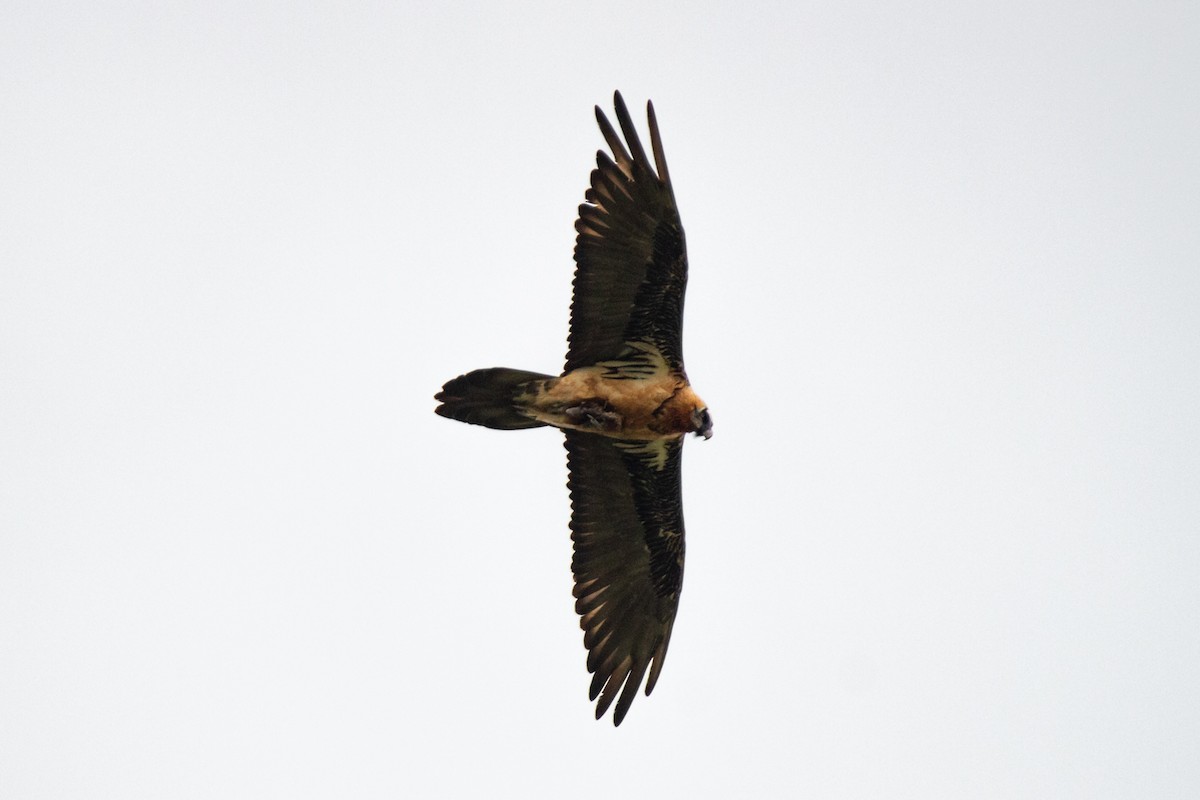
left=566, top=91, right=689, bottom=373
left=564, top=431, right=685, bottom=725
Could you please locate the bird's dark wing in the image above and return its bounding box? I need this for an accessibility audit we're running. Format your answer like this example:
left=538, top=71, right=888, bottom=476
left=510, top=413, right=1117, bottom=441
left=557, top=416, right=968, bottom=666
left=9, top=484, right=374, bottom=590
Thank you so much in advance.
left=567, top=92, right=688, bottom=373
left=564, top=430, right=686, bottom=725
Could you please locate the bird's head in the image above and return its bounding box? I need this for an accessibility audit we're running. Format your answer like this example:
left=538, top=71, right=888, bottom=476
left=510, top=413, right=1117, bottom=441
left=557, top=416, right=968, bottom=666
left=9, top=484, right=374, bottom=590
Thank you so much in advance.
left=691, top=408, right=713, bottom=440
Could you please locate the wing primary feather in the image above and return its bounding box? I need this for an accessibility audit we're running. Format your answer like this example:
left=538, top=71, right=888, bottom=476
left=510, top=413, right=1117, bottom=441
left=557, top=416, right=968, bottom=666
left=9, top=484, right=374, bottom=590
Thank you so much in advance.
left=588, top=664, right=610, bottom=700
left=594, top=106, right=633, bottom=174
left=647, top=100, right=673, bottom=191
left=612, top=660, right=651, bottom=726
left=612, top=91, right=653, bottom=175
left=582, top=604, right=632, bottom=651
left=644, top=619, right=676, bottom=694
left=590, top=162, right=630, bottom=204
left=582, top=594, right=639, bottom=651
left=594, top=656, right=634, bottom=720
left=586, top=628, right=617, bottom=674
left=595, top=639, right=636, bottom=679
left=593, top=152, right=634, bottom=199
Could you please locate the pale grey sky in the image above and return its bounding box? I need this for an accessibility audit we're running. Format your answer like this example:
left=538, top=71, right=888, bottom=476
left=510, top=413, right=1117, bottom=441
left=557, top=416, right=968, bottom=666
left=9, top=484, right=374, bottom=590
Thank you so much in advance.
left=3, top=1, right=1199, bottom=797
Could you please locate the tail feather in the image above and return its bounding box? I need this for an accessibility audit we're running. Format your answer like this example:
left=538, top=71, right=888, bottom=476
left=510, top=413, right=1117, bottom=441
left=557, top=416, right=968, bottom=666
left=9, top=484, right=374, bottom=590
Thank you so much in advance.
left=434, top=368, right=553, bottom=430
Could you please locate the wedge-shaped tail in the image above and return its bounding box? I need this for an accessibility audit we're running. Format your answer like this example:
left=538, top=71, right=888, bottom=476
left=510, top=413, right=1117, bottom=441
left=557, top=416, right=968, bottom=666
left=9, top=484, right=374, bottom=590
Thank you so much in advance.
left=434, top=367, right=552, bottom=430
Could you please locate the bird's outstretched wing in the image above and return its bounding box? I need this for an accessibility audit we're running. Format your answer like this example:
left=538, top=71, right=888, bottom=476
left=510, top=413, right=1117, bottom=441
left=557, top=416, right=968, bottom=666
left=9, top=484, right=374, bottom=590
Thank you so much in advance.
left=567, top=92, right=688, bottom=373
left=564, top=430, right=686, bottom=725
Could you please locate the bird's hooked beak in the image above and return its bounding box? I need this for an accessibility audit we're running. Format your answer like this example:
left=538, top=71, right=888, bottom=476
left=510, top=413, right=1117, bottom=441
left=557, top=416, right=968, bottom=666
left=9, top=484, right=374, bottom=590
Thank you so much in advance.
left=692, top=408, right=713, bottom=440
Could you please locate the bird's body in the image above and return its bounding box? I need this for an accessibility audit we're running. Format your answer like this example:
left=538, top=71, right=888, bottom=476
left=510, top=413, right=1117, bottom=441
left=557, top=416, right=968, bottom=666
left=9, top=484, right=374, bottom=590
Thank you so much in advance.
left=518, top=345, right=707, bottom=441
left=435, top=92, right=709, bottom=725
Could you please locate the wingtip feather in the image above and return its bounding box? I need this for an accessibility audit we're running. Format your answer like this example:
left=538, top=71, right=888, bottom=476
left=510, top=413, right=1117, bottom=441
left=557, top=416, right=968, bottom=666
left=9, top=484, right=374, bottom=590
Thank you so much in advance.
left=646, top=100, right=671, bottom=187
left=611, top=91, right=651, bottom=171
left=613, top=660, right=650, bottom=726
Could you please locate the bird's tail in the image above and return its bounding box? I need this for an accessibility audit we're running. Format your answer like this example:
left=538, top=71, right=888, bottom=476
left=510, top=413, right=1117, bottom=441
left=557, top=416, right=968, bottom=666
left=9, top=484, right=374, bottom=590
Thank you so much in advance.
left=434, top=367, right=553, bottom=430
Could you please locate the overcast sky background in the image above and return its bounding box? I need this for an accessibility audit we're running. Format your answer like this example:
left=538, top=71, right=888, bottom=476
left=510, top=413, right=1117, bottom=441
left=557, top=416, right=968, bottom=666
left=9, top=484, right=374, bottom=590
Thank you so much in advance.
left=3, top=1, right=1199, bottom=797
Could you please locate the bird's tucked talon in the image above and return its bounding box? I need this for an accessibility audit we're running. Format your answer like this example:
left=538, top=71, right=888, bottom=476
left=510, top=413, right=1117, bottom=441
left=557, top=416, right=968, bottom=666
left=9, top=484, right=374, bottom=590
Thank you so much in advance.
left=565, top=401, right=622, bottom=431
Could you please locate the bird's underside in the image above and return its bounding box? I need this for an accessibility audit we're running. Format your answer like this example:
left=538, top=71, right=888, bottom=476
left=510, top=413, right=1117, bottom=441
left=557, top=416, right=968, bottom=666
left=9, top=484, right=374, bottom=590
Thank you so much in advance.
left=517, top=342, right=709, bottom=441
left=434, top=92, right=709, bottom=726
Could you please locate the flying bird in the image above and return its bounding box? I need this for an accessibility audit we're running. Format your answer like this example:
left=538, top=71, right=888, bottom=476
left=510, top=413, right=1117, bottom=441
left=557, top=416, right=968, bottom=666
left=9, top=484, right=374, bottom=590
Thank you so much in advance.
left=435, top=92, right=711, bottom=726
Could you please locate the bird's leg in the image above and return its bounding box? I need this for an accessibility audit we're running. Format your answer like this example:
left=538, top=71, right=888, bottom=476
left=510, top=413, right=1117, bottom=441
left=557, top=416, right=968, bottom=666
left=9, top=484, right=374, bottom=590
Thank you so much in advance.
left=564, top=399, right=622, bottom=432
